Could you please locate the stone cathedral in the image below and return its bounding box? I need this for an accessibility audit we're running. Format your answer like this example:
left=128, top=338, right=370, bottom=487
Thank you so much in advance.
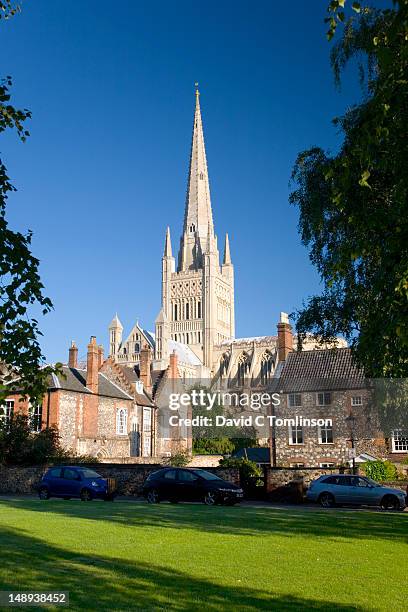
left=108, top=88, right=300, bottom=385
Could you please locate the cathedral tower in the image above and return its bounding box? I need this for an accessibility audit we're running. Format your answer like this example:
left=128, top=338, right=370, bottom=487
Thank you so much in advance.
left=155, top=87, right=235, bottom=370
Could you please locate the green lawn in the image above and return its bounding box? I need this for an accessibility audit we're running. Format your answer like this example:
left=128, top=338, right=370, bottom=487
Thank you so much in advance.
left=0, top=499, right=406, bottom=611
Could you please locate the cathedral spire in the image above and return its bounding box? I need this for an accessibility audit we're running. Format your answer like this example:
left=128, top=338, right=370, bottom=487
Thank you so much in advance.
left=223, top=233, right=231, bottom=264
left=178, top=86, right=215, bottom=271
left=164, top=226, right=172, bottom=257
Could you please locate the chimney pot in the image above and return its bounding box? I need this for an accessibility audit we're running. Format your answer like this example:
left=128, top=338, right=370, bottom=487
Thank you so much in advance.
left=277, top=315, right=293, bottom=362
left=68, top=340, right=78, bottom=368
left=87, top=336, right=99, bottom=393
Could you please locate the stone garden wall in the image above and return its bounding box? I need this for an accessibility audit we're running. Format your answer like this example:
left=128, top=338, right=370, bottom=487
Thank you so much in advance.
left=0, top=464, right=240, bottom=496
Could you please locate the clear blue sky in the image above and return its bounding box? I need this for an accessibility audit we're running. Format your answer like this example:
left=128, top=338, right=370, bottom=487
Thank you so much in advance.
left=1, top=0, right=367, bottom=363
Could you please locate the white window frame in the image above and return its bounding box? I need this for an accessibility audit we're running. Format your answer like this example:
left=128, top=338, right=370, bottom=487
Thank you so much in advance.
left=116, top=407, right=128, bottom=435
left=288, top=393, right=302, bottom=408
left=391, top=429, right=408, bottom=453
left=290, top=463, right=305, bottom=468
left=1, top=399, right=14, bottom=425
left=289, top=425, right=303, bottom=445
left=318, top=423, right=334, bottom=444
left=351, top=395, right=362, bottom=406
left=29, top=402, right=42, bottom=433
left=317, top=392, right=332, bottom=406
left=319, top=462, right=335, bottom=468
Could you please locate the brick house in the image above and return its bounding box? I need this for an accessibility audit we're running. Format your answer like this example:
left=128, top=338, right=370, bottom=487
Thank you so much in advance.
left=3, top=337, right=156, bottom=460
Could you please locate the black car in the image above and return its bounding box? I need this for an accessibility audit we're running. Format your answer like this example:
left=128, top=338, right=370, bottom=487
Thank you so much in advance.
left=142, top=467, right=244, bottom=505
left=38, top=466, right=117, bottom=501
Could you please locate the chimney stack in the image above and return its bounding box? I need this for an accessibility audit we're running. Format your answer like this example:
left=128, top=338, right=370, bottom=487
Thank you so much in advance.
left=68, top=341, right=78, bottom=368
left=98, top=344, right=104, bottom=368
left=86, top=336, right=99, bottom=394
left=169, top=349, right=179, bottom=379
left=139, top=345, right=152, bottom=391
left=277, top=312, right=293, bottom=362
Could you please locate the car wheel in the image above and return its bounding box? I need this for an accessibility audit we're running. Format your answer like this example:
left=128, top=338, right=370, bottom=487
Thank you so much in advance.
left=38, top=486, right=50, bottom=500
left=318, top=492, right=335, bottom=508
left=204, top=491, right=216, bottom=506
left=80, top=488, right=93, bottom=502
left=381, top=495, right=399, bottom=511
left=147, top=489, right=160, bottom=504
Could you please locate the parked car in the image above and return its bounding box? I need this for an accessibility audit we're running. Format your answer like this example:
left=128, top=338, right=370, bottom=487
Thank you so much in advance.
left=38, top=466, right=116, bottom=501
left=306, top=474, right=406, bottom=511
left=142, top=467, right=244, bottom=505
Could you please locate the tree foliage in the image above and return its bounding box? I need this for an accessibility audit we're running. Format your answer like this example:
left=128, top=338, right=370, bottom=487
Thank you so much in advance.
left=290, top=0, right=408, bottom=376
left=0, top=6, right=60, bottom=404
left=0, top=413, right=62, bottom=466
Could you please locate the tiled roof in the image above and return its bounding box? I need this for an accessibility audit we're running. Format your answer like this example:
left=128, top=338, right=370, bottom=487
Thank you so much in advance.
left=277, top=348, right=366, bottom=392
left=50, top=366, right=133, bottom=400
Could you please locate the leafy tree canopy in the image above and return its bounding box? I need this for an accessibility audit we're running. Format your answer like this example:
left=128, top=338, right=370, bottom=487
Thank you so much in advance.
left=290, top=0, right=408, bottom=377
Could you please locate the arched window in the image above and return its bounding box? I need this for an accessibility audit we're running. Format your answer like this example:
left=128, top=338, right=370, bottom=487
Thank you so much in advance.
left=116, top=408, right=128, bottom=435
left=174, top=304, right=178, bottom=321
left=237, top=353, right=250, bottom=386
left=190, top=224, right=196, bottom=233
left=197, top=301, right=201, bottom=318
left=260, top=351, right=273, bottom=385
left=220, top=353, right=230, bottom=378
left=186, top=302, right=190, bottom=320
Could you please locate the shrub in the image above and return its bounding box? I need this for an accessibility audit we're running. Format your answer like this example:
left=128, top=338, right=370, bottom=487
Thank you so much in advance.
left=219, top=457, right=263, bottom=486
left=362, top=460, right=397, bottom=482
left=162, top=450, right=191, bottom=467
left=0, top=414, right=63, bottom=465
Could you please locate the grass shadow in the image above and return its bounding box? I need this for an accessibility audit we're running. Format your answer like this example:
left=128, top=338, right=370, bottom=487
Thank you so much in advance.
left=0, top=525, right=366, bottom=611
left=0, top=498, right=406, bottom=544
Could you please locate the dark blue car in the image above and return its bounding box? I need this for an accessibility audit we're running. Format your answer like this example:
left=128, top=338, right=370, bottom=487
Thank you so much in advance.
left=38, top=466, right=116, bottom=501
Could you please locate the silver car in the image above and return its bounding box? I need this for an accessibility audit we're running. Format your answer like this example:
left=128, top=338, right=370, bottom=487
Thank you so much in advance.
left=306, top=474, right=406, bottom=510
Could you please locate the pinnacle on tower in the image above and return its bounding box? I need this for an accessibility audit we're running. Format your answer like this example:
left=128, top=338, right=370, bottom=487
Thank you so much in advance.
left=109, top=313, right=123, bottom=330
left=223, top=233, right=231, bottom=264
left=164, top=226, right=173, bottom=257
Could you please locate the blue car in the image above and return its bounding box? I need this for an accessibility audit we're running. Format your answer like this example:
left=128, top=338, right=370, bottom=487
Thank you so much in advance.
left=306, top=474, right=406, bottom=510
left=38, top=466, right=116, bottom=501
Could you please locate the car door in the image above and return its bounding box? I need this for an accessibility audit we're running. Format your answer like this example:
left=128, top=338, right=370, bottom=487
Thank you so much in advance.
left=332, top=476, right=353, bottom=503
left=349, top=476, right=379, bottom=505
left=45, top=467, right=63, bottom=495
left=177, top=470, right=201, bottom=501
left=159, top=469, right=178, bottom=500
left=61, top=467, right=82, bottom=496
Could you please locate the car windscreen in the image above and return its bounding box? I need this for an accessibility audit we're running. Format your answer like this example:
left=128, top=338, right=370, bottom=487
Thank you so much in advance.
left=80, top=469, right=102, bottom=479
left=193, top=469, right=223, bottom=481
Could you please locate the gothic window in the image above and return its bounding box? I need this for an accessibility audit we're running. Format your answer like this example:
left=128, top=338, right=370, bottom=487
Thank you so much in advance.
left=134, top=342, right=140, bottom=354
left=186, top=333, right=189, bottom=344
left=174, top=304, right=178, bottom=321
left=237, top=353, right=250, bottom=386
left=260, top=351, right=273, bottom=385
left=189, top=224, right=196, bottom=233
left=197, top=301, right=201, bottom=318
left=220, top=353, right=230, bottom=378
left=199, top=172, right=204, bottom=180
left=186, top=302, right=190, bottom=320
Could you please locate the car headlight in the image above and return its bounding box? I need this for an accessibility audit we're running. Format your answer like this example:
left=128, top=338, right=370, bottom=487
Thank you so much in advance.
left=91, top=481, right=101, bottom=487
